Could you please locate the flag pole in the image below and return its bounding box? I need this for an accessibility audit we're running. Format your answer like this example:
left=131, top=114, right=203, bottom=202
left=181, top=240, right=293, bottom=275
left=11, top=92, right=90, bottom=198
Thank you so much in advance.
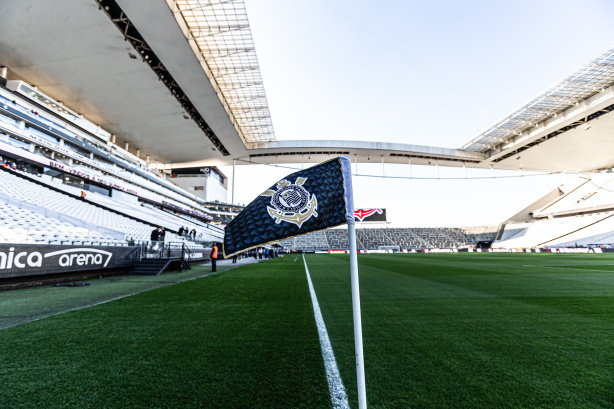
left=348, top=222, right=367, bottom=408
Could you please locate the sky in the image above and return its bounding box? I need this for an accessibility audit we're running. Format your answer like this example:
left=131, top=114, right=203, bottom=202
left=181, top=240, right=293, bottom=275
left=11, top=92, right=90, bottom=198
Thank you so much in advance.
left=220, top=0, right=614, bottom=227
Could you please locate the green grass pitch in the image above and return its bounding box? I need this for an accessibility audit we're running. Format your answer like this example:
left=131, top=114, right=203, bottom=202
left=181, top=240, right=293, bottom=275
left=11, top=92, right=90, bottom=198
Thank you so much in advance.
left=1, top=253, right=614, bottom=408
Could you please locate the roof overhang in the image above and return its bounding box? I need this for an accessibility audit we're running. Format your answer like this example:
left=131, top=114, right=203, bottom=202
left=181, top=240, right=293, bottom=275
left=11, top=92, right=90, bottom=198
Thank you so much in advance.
left=479, top=85, right=614, bottom=173
left=170, top=139, right=487, bottom=169
left=1, top=1, right=614, bottom=174
left=0, top=0, right=267, bottom=164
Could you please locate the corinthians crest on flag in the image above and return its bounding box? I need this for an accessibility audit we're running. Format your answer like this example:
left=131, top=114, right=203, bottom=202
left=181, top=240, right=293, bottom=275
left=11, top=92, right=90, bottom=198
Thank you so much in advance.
left=262, top=177, right=318, bottom=228
left=223, top=156, right=354, bottom=258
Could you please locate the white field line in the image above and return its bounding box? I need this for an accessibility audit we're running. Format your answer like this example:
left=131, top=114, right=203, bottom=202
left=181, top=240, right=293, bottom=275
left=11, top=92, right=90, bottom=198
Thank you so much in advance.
left=523, top=265, right=614, bottom=273
left=294, top=256, right=298, bottom=262
left=302, top=255, right=350, bottom=409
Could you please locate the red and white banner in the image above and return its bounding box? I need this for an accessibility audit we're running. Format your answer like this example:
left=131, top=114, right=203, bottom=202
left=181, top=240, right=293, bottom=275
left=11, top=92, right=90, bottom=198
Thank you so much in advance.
left=354, top=208, right=386, bottom=222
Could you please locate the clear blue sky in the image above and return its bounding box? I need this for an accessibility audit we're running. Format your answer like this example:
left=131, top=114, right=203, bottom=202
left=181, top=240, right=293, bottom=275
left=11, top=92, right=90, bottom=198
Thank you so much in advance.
left=221, top=0, right=614, bottom=227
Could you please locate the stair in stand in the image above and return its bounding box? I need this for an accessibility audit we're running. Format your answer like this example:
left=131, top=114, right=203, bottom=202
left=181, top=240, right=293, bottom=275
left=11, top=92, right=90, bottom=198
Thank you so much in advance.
left=131, top=258, right=173, bottom=276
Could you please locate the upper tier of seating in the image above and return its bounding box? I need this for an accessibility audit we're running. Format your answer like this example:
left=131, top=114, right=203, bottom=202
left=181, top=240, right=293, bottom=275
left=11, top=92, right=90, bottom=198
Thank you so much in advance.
left=0, top=90, right=237, bottom=224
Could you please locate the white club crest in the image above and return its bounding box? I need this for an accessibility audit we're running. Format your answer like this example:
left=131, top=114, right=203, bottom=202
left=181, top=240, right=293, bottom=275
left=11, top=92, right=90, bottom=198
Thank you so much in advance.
left=261, top=177, right=318, bottom=228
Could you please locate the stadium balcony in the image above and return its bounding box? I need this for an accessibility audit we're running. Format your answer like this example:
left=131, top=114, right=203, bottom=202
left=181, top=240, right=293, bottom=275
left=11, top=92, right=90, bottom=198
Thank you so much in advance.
left=0, top=88, right=231, bottom=221
left=0, top=115, right=227, bottom=231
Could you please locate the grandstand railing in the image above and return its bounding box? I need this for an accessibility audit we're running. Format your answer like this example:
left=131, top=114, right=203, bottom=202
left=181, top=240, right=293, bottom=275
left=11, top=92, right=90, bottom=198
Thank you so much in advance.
left=142, top=242, right=207, bottom=262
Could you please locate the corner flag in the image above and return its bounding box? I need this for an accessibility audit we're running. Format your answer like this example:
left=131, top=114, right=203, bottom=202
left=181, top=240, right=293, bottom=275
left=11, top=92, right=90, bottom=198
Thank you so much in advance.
left=223, top=155, right=367, bottom=408
left=223, top=156, right=354, bottom=258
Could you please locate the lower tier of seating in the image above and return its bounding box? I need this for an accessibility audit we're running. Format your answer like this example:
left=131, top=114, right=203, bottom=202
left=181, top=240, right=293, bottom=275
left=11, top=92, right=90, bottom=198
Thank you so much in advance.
left=0, top=168, right=216, bottom=248
left=277, top=226, right=498, bottom=251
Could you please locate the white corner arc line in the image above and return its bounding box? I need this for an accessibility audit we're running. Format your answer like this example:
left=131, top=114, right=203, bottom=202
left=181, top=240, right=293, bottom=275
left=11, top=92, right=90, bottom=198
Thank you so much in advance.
left=303, top=254, right=350, bottom=409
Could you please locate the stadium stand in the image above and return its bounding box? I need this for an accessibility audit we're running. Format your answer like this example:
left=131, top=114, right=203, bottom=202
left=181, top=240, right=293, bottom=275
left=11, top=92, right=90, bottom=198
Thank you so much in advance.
left=0, top=201, right=121, bottom=245
left=0, top=88, right=241, bottom=228
left=0, top=82, right=236, bottom=254
left=494, top=174, right=614, bottom=249
left=326, top=228, right=350, bottom=250
left=277, top=226, right=499, bottom=251
left=0, top=169, right=162, bottom=244
left=14, top=170, right=222, bottom=242
left=459, top=226, right=498, bottom=245
left=356, top=228, right=396, bottom=250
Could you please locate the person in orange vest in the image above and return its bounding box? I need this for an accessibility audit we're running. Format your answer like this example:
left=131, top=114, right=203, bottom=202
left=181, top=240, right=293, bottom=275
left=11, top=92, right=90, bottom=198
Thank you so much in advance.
left=211, top=243, right=218, bottom=272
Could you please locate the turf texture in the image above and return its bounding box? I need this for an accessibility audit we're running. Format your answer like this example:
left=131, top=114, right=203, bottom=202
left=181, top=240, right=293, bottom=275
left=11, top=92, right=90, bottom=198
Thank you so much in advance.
left=1, top=253, right=614, bottom=408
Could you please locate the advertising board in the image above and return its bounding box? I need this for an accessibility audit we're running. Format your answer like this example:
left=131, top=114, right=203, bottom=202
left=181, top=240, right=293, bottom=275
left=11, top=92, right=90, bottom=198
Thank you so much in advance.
left=354, top=208, right=386, bottom=223
left=0, top=244, right=139, bottom=279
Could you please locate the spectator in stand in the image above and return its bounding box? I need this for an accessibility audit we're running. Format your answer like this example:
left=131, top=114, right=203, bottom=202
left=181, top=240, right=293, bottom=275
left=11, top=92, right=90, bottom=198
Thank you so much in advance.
left=80, top=191, right=86, bottom=198
left=150, top=227, right=161, bottom=249
left=190, top=228, right=196, bottom=239
left=159, top=227, right=166, bottom=242
left=178, top=226, right=185, bottom=236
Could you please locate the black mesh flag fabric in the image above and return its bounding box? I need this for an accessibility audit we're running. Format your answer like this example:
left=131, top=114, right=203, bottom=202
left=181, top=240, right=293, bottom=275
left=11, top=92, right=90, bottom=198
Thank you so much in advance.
left=223, top=156, right=354, bottom=258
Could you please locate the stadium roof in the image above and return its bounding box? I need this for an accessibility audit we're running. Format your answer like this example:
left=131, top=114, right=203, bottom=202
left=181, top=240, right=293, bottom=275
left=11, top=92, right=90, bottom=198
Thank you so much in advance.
left=462, top=47, right=614, bottom=154
left=0, top=0, right=260, bottom=164
left=1, top=2, right=614, bottom=173
left=170, top=0, right=275, bottom=145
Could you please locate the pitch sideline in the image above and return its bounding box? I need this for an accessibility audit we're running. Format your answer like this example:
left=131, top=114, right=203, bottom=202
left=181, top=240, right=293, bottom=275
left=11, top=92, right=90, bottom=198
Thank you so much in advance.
left=302, top=254, right=350, bottom=409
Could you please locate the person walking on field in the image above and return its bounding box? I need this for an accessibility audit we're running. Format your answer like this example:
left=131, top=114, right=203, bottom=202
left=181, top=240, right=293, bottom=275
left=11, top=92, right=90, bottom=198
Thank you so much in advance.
left=211, top=243, right=218, bottom=272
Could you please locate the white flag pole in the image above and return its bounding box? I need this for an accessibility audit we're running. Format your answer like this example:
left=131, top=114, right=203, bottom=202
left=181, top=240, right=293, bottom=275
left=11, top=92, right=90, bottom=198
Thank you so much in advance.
left=348, top=222, right=367, bottom=409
